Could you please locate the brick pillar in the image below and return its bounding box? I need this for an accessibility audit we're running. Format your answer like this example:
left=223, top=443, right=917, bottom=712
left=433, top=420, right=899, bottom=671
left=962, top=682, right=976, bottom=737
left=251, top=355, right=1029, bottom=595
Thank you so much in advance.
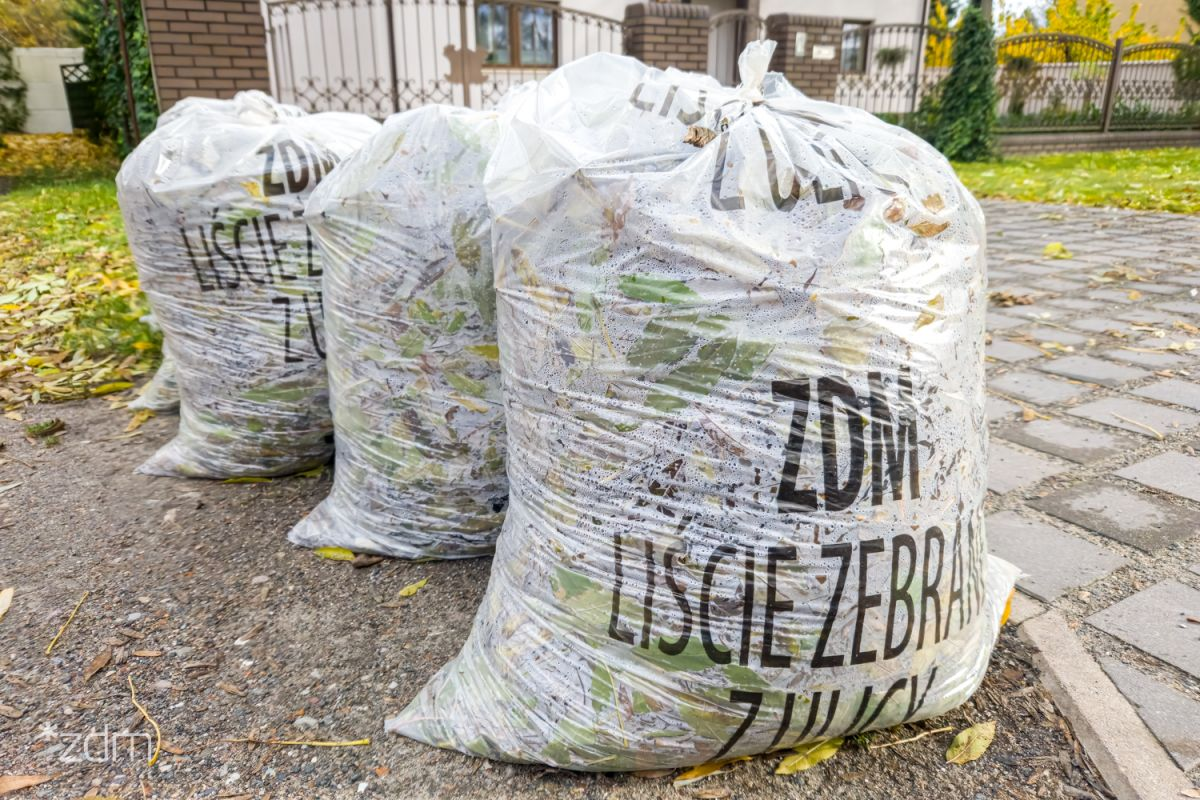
left=141, top=0, right=271, bottom=111
left=764, top=14, right=843, bottom=102
left=623, top=3, right=710, bottom=73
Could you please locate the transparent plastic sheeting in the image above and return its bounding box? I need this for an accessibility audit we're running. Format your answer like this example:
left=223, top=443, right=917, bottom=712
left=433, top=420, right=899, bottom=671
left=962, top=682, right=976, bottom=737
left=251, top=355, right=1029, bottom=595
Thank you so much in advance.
left=116, top=92, right=379, bottom=477
left=390, top=43, right=1017, bottom=771
left=128, top=314, right=179, bottom=413
left=289, top=105, right=507, bottom=559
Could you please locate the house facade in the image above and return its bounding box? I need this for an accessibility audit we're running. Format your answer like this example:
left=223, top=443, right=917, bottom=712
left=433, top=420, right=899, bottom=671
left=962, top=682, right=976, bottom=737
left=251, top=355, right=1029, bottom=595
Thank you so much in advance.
left=141, top=0, right=930, bottom=115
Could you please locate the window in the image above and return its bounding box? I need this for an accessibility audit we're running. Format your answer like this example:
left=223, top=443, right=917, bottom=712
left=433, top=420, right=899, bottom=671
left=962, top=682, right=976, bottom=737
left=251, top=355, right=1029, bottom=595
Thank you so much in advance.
left=841, top=21, right=871, bottom=73
left=476, top=4, right=557, bottom=68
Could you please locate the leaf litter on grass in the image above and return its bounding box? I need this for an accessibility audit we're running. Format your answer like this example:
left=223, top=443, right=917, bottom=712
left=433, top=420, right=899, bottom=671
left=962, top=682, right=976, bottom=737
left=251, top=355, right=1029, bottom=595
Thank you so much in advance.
left=0, top=134, right=159, bottom=411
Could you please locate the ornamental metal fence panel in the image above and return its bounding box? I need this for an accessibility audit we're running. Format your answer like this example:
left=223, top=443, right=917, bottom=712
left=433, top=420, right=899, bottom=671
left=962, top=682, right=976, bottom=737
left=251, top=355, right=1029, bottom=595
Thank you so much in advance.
left=834, top=23, right=955, bottom=124
left=263, top=0, right=622, bottom=117
left=1109, top=41, right=1200, bottom=131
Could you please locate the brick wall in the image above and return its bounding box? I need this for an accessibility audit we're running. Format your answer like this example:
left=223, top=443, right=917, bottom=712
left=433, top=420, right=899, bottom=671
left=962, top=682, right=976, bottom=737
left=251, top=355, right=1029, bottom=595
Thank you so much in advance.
left=141, top=0, right=270, bottom=111
left=622, top=2, right=710, bottom=74
left=764, top=14, right=843, bottom=102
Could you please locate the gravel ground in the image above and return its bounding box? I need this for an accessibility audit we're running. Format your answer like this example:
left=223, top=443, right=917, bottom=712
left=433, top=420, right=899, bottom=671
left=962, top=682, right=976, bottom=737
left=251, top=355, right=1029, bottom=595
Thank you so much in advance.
left=0, top=399, right=1112, bottom=800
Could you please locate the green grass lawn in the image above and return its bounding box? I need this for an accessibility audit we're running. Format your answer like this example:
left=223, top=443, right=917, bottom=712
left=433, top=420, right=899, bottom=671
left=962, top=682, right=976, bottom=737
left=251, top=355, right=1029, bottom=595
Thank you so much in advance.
left=954, top=148, right=1200, bottom=214
left=0, top=134, right=157, bottom=411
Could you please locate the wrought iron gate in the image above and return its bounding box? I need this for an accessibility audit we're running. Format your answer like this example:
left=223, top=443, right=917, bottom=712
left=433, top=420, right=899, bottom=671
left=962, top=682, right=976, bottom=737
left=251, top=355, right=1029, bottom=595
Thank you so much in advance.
left=263, top=0, right=623, bottom=116
left=707, top=11, right=763, bottom=87
left=835, top=24, right=954, bottom=120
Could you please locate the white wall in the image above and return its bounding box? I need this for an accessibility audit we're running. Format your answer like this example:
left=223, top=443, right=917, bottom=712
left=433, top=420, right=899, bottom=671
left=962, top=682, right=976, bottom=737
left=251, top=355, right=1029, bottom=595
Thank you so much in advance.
left=13, top=47, right=84, bottom=134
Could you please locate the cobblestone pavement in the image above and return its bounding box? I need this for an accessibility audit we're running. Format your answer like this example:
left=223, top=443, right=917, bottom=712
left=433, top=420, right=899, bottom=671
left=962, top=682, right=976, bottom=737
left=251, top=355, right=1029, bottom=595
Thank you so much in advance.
left=981, top=199, right=1200, bottom=778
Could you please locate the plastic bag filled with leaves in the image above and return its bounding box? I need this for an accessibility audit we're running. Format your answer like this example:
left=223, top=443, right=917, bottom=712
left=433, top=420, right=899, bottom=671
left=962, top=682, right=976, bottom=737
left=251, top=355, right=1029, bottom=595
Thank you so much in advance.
left=389, top=42, right=1016, bottom=770
left=288, top=105, right=507, bottom=559
left=117, top=93, right=379, bottom=477
left=127, top=312, right=179, bottom=413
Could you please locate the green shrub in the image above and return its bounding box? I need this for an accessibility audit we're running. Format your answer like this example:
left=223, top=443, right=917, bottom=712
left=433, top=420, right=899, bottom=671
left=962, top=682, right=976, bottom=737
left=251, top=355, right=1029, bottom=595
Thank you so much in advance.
left=0, top=44, right=28, bottom=133
left=69, top=0, right=157, bottom=153
left=932, top=6, right=996, bottom=162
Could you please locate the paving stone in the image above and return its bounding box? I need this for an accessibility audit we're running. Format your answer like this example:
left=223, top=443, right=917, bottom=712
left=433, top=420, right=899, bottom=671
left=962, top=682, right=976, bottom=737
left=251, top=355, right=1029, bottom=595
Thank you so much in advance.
left=1068, top=397, right=1200, bottom=438
left=1069, top=317, right=1128, bottom=334
left=986, top=339, right=1042, bottom=363
left=986, top=312, right=1026, bottom=330
left=986, top=395, right=1021, bottom=423
left=1100, top=348, right=1190, bottom=369
left=1132, top=378, right=1200, bottom=411
left=987, top=511, right=1127, bottom=602
left=1034, top=355, right=1148, bottom=388
left=1039, top=281, right=1094, bottom=296
left=1114, top=309, right=1174, bottom=324
left=997, top=417, right=1141, bottom=464
left=1088, top=288, right=1139, bottom=304
left=1100, top=660, right=1200, bottom=771
left=1022, top=327, right=1090, bottom=347
left=991, top=371, right=1094, bottom=406
left=1004, top=306, right=1059, bottom=322
left=1031, top=482, right=1200, bottom=552
left=1115, top=452, right=1200, bottom=503
left=987, top=441, right=1070, bottom=494
left=1009, top=263, right=1062, bottom=276
left=1155, top=300, right=1200, bottom=316
left=1125, top=282, right=1182, bottom=296
left=1087, top=581, right=1200, bottom=678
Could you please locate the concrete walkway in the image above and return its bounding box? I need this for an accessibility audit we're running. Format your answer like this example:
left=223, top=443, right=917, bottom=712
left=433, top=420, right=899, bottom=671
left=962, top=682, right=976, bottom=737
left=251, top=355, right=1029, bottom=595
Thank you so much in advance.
left=980, top=199, right=1200, bottom=788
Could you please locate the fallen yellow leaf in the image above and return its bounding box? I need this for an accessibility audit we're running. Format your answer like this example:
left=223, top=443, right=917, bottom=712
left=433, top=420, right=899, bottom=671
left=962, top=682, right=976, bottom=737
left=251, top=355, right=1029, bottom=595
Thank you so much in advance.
left=946, top=720, right=996, bottom=764
left=775, top=737, right=843, bottom=775
left=222, top=476, right=272, bottom=484
left=0, top=588, right=12, bottom=624
left=673, top=756, right=749, bottom=786
left=125, top=409, right=154, bottom=432
left=397, top=578, right=428, bottom=598
left=91, top=381, right=133, bottom=396
left=314, top=546, right=356, bottom=562
left=1042, top=242, right=1072, bottom=259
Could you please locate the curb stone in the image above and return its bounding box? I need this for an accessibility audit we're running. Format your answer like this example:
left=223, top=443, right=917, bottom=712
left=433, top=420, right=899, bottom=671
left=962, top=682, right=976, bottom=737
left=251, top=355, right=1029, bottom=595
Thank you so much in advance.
left=1019, top=611, right=1196, bottom=800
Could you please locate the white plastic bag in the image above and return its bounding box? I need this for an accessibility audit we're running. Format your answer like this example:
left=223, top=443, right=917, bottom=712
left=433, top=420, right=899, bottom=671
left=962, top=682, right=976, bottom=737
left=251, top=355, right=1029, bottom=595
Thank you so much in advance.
left=117, top=93, right=379, bottom=477
left=128, top=312, right=180, bottom=413
left=289, top=105, right=507, bottom=559
left=390, top=43, right=1015, bottom=771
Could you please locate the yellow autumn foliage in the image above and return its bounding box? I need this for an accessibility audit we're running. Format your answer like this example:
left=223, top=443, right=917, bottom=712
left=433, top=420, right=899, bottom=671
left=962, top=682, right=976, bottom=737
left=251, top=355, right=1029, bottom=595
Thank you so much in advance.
left=998, top=0, right=1186, bottom=62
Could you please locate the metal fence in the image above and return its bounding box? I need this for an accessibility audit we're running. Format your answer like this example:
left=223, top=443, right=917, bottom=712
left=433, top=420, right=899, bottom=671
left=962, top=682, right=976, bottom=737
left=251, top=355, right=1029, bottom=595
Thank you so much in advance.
left=835, top=24, right=955, bottom=122
left=263, top=0, right=622, bottom=115
left=995, top=33, right=1200, bottom=132
left=261, top=3, right=1200, bottom=133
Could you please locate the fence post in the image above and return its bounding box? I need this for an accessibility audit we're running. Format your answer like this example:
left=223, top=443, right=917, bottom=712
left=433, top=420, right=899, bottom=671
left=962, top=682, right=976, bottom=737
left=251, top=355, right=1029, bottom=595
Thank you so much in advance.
left=1101, top=37, right=1123, bottom=133
left=385, top=0, right=400, bottom=113
left=622, top=3, right=710, bottom=73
